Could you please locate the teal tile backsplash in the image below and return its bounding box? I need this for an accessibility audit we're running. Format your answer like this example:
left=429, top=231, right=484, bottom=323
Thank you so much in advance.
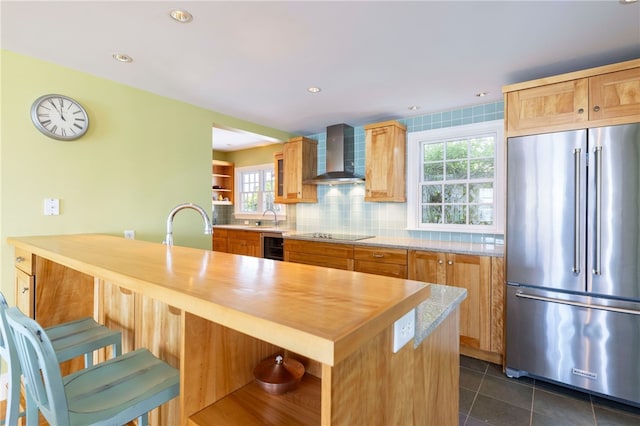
left=296, top=100, right=505, bottom=245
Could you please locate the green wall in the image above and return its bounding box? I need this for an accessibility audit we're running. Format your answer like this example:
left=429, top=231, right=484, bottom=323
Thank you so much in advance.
left=215, top=143, right=285, bottom=168
left=0, top=50, right=292, bottom=303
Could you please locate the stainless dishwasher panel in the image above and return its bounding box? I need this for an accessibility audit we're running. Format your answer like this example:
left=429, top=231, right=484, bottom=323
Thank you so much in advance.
left=506, top=285, right=640, bottom=406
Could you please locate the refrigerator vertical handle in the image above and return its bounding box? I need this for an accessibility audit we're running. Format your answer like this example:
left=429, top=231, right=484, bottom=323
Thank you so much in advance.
left=573, top=148, right=581, bottom=274
left=593, top=146, right=603, bottom=276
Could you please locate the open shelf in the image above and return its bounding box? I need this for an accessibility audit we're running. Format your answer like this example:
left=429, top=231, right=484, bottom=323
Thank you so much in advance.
left=212, top=160, right=234, bottom=204
left=188, top=373, right=321, bottom=426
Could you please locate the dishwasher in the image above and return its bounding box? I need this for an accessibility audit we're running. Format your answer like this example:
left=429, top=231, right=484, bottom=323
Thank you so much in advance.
left=262, top=233, right=284, bottom=261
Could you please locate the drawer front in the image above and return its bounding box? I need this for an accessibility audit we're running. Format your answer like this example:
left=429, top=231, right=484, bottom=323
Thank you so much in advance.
left=213, top=229, right=229, bottom=238
left=285, top=240, right=354, bottom=258
left=228, top=230, right=261, bottom=243
left=286, top=252, right=354, bottom=271
left=354, top=246, right=407, bottom=265
left=14, top=248, right=35, bottom=274
left=354, top=260, right=407, bottom=279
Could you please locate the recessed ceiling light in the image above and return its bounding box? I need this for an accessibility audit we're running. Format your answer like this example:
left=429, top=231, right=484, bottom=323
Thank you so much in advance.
left=476, top=91, right=489, bottom=97
left=169, top=9, right=193, bottom=23
left=112, top=53, right=133, bottom=63
left=307, top=87, right=321, bottom=93
left=408, top=105, right=420, bottom=111
left=619, top=0, right=637, bottom=4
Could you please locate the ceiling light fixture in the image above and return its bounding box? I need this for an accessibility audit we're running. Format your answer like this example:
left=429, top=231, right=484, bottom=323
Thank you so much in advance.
left=307, top=87, right=321, bottom=93
left=408, top=105, right=420, bottom=111
left=112, top=53, right=133, bottom=63
left=619, top=0, right=637, bottom=4
left=476, top=91, right=488, bottom=97
left=169, top=9, right=193, bottom=23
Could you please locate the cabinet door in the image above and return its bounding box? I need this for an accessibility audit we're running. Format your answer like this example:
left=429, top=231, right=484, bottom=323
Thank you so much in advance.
left=408, top=250, right=446, bottom=284
left=138, top=296, right=182, bottom=426
left=100, top=280, right=136, bottom=354
left=506, top=79, right=588, bottom=133
left=282, top=137, right=317, bottom=203
left=227, top=230, right=261, bottom=257
left=274, top=152, right=285, bottom=204
left=445, top=254, right=491, bottom=351
left=364, top=121, right=406, bottom=202
left=589, top=67, right=640, bottom=122
left=15, top=269, right=34, bottom=318
left=212, top=229, right=229, bottom=253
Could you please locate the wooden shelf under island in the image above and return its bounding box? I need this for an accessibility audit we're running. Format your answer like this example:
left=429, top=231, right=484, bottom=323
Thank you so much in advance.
left=7, top=234, right=465, bottom=426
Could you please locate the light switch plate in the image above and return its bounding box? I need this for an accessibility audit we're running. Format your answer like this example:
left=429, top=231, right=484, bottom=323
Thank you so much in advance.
left=392, top=308, right=415, bottom=353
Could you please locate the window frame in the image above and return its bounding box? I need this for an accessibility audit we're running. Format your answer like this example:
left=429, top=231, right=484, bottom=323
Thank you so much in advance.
left=234, top=163, right=286, bottom=220
left=406, top=119, right=504, bottom=233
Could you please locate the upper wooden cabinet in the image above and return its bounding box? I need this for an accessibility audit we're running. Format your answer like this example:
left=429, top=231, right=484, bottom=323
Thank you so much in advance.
left=274, top=137, right=317, bottom=204
left=212, top=160, right=234, bottom=205
left=364, top=120, right=406, bottom=202
left=504, top=59, right=640, bottom=137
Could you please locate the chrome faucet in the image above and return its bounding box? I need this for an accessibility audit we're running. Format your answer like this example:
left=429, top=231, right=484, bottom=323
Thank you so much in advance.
left=263, top=208, right=278, bottom=228
left=164, top=203, right=212, bottom=246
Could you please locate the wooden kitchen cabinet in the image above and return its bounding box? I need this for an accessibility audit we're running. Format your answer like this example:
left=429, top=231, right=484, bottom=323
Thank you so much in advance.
left=364, top=120, right=406, bottom=202
left=14, top=248, right=35, bottom=318
left=284, top=239, right=354, bottom=270
left=409, top=250, right=502, bottom=364
left=212, top=160, right=234, bottom=205
left=226, top=229, right=261, bottom=257
left=504, top=60, right=640, bottom=137
left=354, top=246, right=407, bottom=278
left=276, top=136, right=317, bottom=204
left=212, top=228, right=228, bottom=252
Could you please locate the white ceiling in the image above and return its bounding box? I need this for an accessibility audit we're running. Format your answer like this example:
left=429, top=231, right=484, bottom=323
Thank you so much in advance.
left=2, top=1, right=639, bottom=150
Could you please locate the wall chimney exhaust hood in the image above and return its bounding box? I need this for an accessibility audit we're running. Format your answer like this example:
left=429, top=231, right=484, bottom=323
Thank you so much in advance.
left=304, top=123, right=365, bottom=185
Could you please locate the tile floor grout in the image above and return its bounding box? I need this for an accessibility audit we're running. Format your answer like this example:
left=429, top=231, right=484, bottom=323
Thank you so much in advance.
left=459, top=355, right=640, bottom=426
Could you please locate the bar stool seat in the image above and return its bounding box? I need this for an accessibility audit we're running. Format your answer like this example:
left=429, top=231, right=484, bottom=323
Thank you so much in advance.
left=0, top=293, right=121, bottom=426
left=6, top=307, right=179, bottom=426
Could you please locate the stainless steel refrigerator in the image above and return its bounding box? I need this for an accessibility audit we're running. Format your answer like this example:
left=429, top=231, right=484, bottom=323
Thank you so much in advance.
left=506, top=123, right=640, bottom=407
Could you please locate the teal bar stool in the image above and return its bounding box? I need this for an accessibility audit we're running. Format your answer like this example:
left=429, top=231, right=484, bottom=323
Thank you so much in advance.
left=0, top=293, right=122, bottom=425
left=5, top=306, right=179, bottom=426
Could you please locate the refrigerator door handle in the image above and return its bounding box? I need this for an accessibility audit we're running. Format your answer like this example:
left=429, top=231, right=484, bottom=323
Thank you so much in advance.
left=573, top=148, right=581, bottom=274
left=515, top=291, right=640, bottom=316
left=593, top=145, right=603, bottom=278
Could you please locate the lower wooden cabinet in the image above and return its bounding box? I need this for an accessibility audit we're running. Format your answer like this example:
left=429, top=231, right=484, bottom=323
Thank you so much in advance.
left=354, top=246, right=407, bottom=278
left=409, top=250, right=503, bottom=364
left=213, top=229, right=261, bottom=257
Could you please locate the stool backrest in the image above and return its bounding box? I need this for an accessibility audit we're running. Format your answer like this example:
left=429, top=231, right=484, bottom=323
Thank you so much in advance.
left=0, top=292, right=13, bottom=360
left=5, top=306, right=70, bottom=425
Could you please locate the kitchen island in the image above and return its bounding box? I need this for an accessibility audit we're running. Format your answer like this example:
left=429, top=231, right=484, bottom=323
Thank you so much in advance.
left=8, top=234, right=465, bottom=426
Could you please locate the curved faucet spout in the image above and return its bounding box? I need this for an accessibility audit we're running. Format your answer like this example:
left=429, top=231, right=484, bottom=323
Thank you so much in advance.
left=164, top=202, right=212, bottom=246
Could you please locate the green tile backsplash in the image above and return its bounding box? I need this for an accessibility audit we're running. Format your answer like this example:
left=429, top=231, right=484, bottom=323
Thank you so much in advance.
left=296, top=100, right=505, bottom=244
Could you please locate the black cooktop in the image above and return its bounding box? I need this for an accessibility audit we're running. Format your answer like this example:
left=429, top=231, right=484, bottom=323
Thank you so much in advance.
left=295, top=233, right=375, bottom=241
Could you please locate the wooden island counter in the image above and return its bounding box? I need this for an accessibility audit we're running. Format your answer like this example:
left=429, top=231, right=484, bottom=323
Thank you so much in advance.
left=8, top=234, right=464, bottom=426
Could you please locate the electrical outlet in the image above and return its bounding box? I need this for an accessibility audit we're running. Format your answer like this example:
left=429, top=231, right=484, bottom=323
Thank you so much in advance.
left=392, top=308, right=415, bottom=353
left=124, top=230, right=135, bottom=240
left=43, top=198, right=59, bottom=216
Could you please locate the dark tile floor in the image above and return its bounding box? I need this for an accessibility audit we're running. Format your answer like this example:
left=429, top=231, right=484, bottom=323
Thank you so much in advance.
left=459, top=355, right=640, bottom=426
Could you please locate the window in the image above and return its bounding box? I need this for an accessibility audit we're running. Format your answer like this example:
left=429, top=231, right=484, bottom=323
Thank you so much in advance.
left=407, top=120, right=504, bottom=233
left=234, top=163, right=286, bottom=219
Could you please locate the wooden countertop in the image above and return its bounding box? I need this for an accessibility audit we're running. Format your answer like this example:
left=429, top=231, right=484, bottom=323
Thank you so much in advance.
left=8, top=234, right=431, bottom=366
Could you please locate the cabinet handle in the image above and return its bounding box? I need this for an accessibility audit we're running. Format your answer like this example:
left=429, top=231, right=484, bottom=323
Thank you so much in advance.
left=438, top=260, right=444, bottom=264
left=22, top=287, right=29, bottom=294
left=448, top=260, right=453, bottom=265
left=16, top=256, right=24, bottom=263
left=577, top=108, right=584, bottom=114
left=593, top=105, right=601, bottom=112
left=372, top=253, right=384, bottom=258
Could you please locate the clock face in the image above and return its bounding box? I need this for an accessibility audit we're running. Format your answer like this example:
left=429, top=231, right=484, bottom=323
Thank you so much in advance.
left=30, top=94, right=89, bottom=141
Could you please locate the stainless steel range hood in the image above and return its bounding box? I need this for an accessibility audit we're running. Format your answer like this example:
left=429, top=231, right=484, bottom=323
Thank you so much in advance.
left=304, top=123, right=365, bottom=185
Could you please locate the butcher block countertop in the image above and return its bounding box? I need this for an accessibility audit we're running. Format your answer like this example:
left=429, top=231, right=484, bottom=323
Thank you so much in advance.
left=8, top=234, right=433, bottom=366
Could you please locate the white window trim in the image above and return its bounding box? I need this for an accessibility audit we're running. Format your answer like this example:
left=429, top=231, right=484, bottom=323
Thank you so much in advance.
left=234, top=163, right=286, bottom=220
left=406, top=119, right=504, bottom=234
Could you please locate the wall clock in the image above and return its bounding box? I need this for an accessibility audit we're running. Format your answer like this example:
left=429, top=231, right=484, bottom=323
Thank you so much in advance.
left=30, top=94, right=89, bottom=141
